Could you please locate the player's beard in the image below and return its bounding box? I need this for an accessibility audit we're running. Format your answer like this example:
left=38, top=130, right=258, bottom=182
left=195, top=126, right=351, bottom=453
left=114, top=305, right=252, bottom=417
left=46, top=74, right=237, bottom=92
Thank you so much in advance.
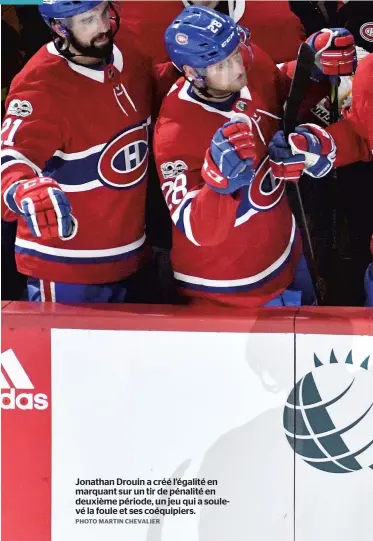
left=69, top=29, right=114, bottom=61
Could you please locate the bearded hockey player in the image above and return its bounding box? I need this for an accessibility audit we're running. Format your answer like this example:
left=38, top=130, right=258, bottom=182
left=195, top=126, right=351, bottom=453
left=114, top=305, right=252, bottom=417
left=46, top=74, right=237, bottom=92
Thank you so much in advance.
left=153, top=6, right=354, bottom=308
left=1, top=1, right=158, bottom=303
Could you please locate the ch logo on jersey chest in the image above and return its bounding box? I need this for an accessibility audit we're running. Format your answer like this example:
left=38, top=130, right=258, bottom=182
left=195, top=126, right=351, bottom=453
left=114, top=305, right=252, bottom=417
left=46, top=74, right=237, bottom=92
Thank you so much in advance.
left=249, top=156, right=284, bottom=210
left=236, top=156, right=285, bottom=225
left=98, top=121, right=149, bottom=189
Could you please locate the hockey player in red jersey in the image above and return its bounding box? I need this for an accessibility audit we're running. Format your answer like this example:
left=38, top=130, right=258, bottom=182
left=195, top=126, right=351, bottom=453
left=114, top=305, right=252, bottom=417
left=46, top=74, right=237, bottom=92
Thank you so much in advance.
left=327, top=54, right=373, bottom=166
left=1, top=1, right=159, bottom=303
left=119, top=0, right=305, bottom=65
left=268, top=53, right=373, bottom=305
left=154, top=6, right=354, bottom=308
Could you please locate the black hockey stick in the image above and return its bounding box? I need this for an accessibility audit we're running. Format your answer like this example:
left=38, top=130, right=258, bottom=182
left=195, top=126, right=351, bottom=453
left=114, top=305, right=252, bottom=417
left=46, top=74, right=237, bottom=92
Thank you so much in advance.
left=328, top=76, right=355, bottom=304
left=329, top=75, right=340, bottom=253
left=283, top=42, right=326, bottom=305
left=330, top=76, right=351, bottom=259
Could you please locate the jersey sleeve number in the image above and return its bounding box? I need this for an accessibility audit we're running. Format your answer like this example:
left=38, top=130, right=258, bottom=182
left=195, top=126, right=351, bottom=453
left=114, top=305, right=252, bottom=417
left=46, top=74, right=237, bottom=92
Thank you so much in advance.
left=162, top=173, right=188, bottom=210
left=1, top=118, right=23, bottom=147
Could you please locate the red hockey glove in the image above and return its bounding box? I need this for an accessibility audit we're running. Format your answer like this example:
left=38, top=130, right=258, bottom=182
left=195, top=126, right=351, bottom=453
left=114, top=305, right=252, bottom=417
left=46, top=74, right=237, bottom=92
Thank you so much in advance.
left=269, top=124, right=336, bottom=181
left=4, top=176, right=76, bottom=240
left=307, top=28, right=357, bottom=80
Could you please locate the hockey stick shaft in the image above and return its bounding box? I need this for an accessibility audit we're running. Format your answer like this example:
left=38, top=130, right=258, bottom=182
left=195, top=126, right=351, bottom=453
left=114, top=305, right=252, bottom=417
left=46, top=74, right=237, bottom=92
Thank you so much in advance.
left=330, top=75, right=339, bottom=252
left=283, top=43, right=325, bottom=305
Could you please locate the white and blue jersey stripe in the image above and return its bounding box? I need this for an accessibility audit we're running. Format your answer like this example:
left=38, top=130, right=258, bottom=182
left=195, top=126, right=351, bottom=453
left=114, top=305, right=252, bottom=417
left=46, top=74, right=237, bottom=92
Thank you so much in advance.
left=14, top=234, right=146, bottom=264
left=174, top=215, right=297, bottom=293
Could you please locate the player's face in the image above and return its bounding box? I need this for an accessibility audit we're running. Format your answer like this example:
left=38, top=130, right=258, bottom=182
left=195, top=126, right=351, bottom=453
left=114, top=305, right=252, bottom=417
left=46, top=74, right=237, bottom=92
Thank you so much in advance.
left=206, top=46, right=247, bottom=92
left=68, top=2, right=114, bottom=59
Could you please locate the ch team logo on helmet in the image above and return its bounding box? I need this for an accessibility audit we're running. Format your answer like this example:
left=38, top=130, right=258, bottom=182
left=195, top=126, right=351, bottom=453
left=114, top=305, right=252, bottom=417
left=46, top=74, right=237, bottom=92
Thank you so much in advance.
left=165, top=6, right=239, bottom=71
left=98, top=121, right=149, bottom=189
left=360, top=22, right=373, bottom=42
left=176, top=33, right=189, bottom=45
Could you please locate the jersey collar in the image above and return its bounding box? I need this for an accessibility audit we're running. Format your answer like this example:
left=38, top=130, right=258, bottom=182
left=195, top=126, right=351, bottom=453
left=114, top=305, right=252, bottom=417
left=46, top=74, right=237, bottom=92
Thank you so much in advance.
left=46, top=42, right=123, bottom=83
left=187, top=84, right=240, bottom=112
left=177, top=79, right=251, bottom=119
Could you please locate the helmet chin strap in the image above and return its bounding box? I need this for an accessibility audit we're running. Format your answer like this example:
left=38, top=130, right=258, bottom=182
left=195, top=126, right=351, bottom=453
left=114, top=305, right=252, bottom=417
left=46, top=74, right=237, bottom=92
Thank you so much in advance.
left=52, top=34, right=113, bottom=64
left=191, top=68, right=208, bottom=88
left=188, top=70, right=233, bottom=100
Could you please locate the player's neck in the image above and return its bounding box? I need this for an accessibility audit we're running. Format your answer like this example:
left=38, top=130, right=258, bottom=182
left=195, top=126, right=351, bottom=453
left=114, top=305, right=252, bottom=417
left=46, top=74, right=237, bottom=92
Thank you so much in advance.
left=74, top=57, right=104, bottom=66
left=68, top=48, right=105, bottom=66
left=192, top=86, right=234, bottom=103
left=59, top=41, right=105, bottom=66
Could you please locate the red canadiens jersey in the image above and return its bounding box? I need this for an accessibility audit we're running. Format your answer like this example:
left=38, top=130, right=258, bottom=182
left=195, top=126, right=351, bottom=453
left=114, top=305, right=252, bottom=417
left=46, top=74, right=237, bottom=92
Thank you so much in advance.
left=1, top=38, right=154, bottom=284
left=327, top=54, right=373, bottom=167
left=153, top=46, right=303, bottom=308
left=119, top=0, right=305, bottom=65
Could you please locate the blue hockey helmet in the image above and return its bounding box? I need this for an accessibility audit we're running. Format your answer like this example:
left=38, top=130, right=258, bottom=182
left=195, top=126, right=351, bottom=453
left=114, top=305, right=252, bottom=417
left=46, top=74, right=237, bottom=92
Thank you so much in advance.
left=39, top=1, right=103, bottom=26
left=165, top=6, right=241, bottom=71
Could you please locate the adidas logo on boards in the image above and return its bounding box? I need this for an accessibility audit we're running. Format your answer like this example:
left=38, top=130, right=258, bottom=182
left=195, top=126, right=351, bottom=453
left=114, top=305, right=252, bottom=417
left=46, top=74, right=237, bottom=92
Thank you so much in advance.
left=1, top=349, right=48, bottom=410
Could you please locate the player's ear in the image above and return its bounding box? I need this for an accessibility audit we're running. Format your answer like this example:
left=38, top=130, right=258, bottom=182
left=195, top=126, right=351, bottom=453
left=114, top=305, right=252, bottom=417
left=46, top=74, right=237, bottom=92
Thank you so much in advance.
left=184, top=66, right=197, bottom=81
left=184, top=66, right=207, bottom=88
left=52, top=21, right=69, bottom=39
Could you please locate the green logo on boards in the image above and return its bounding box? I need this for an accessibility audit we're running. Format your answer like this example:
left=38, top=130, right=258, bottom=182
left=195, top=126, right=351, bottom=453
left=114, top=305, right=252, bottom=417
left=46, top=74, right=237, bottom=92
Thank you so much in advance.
left=283, top=351, right=373, bottom=474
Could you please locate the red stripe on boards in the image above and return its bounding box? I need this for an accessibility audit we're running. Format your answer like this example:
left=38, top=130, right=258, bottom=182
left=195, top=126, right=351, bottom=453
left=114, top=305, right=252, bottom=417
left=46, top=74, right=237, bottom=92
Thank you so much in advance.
left=1, top=328, right=51, bottom=541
